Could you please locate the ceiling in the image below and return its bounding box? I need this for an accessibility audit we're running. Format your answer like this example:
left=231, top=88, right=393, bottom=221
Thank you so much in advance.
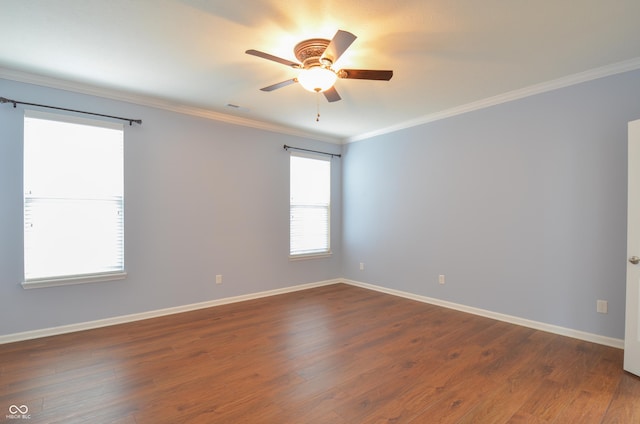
left=1, top=0, right=640, bottom=143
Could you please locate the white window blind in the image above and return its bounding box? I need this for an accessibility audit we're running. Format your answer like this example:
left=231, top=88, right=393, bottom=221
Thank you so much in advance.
left=290, top=153, right=331, bottom=257
left=23, top=110, right=125, bottom=285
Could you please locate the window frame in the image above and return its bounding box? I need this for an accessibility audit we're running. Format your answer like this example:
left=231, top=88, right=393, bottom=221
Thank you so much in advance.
left=289, top=151, right=332, bottom=260
left=22, top=109, right=127, bottom=289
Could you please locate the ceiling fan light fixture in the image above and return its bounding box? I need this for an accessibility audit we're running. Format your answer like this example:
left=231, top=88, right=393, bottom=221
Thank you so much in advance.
left=297, top=66, right=337, bottom=93
left=247, top=29, right=392, bottom=101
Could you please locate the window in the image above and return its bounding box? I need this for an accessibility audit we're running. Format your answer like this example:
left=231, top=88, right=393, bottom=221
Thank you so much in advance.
left=23, top=110, right=125, bottom=287
left=290, top=153, right=331, bottom=257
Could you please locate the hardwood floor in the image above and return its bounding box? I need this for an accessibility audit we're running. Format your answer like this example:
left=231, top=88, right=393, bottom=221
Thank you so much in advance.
left=1, top=283, right=639, bottom=423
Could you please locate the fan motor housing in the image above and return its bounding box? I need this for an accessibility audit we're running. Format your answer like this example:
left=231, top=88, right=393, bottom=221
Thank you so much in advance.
left=294, top=38, right=331, bottom=68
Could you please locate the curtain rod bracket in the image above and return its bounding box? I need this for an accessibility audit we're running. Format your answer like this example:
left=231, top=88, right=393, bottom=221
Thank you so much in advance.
left=0, top=97, right=16, bottom=108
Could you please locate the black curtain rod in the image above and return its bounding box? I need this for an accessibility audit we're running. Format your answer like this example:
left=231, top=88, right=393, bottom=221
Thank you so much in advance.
left=283, top=144, right=341, bottom=158
left=0, top=96, right=142, bottom=126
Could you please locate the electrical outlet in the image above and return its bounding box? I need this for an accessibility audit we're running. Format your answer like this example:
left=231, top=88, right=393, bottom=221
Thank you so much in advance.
left=359, top=262, right=364, bottom=271
left=438, top=274, right=445, bottom=285
left=216, top=274, right=223, bottom=285
left=597, top=299, right=608, bottom=314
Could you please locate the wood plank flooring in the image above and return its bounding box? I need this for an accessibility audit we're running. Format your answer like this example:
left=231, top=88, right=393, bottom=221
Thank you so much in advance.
left=1, top=283, right=639, bottom=423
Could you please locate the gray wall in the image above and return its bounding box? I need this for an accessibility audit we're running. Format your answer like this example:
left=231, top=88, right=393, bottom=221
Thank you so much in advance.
left=0, top=78, right=342, bottom=336
left=342, top=69, right=640, bottom=340
left=3, top=69, right=640, bottom=341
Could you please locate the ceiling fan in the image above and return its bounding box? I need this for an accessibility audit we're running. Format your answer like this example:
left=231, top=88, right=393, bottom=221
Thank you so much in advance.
left=246, top=30, right=393, bottom=102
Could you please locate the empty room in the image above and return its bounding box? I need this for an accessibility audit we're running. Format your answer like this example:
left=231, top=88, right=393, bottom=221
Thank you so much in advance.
left=2, top=1, right=640, bottom=423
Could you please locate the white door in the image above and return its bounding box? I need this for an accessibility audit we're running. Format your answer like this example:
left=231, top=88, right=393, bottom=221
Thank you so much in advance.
left=625, top=118, right=640, bottom=376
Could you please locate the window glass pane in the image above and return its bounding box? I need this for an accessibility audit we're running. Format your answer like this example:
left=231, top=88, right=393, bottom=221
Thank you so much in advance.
left=290, top=156, right=330, bottom=204
left=290, top=154, right=330, bottom=256
left=23, top=111, right=124, bottom=281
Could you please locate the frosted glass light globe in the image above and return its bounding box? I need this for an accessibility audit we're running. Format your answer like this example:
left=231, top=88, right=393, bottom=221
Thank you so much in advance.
left=298, top=67, right=337, bottom=93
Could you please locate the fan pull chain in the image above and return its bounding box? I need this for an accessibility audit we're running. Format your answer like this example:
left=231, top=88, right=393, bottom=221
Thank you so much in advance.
left=316, top=92, right=321, bottom=122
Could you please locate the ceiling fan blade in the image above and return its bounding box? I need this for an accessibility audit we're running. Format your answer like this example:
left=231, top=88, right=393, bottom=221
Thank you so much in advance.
left=321, top=30, right=357, bottom=65
left=260, top=78, right=298, bottom=92
left=339, top=69, right=393, bottom=81
left=245, top=49, right=300, bottom=68
left=323, top=86, right=341, bottom=102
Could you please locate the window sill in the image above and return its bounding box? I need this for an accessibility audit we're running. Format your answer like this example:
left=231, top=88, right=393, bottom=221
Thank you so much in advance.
left=289, top=252, right=332, bottom=261
left=22, top=271, right=127, bottom=289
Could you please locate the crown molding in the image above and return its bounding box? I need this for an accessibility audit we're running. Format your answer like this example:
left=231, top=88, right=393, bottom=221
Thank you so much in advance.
left=0, top=67, right=341, bottom=144
left=4, top=57, right=640, bottom=146
left=344, top=56, right=640, bottom=143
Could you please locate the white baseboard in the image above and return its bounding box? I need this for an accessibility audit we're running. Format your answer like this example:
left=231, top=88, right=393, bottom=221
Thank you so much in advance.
left=0, top=277, right=624, bottom=349
left=0, top=279, right=340, bottom=345
left=342, top=279, right=624, bottom=349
